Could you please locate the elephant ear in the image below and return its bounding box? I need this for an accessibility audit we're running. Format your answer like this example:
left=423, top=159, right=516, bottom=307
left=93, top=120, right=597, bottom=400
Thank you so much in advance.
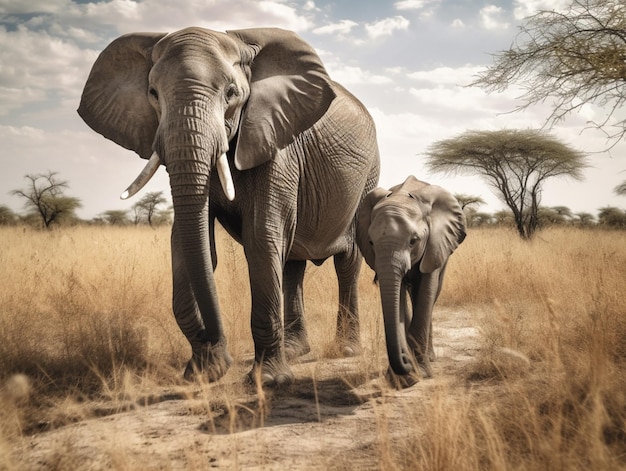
left=227, top=28, right=336, bottom=171
left=410, top=180, right=466, bottom=273
left=356, top=187, right=390, bottom=270
left=77, top=32, right=167, bottom=160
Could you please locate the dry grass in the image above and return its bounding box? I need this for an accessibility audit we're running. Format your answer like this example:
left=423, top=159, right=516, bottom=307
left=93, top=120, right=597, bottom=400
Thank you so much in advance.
left=0, top=225, right=625, bottom=469
left=403, top=227, right=626, bottom=470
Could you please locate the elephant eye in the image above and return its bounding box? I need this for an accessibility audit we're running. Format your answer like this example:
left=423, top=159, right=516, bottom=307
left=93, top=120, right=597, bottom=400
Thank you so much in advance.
left=225, top=84, right=238, bottom=103
left=149, top=87, right=159, bottom=101
left=409, top=236, right=418, bottom=246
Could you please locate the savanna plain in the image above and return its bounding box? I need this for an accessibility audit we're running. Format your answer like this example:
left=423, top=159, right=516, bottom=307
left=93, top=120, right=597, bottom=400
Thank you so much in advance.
left=0, top=224, right=625, bottom=470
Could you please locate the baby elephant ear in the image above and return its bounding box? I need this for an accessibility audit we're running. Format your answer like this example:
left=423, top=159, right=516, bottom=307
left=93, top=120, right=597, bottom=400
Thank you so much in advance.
left=417, top=185, right=467, bottom=273
left=227, top=28, right=336, bottom=171
left=356, top=187, right=390, bottom=270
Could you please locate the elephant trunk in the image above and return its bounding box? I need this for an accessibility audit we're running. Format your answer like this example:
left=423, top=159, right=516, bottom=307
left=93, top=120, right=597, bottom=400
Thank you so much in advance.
left=169, top=162, right=225, bottom=343
left=376, top=247, right=414, bottom=376
left=162, top=100, right=229, bottom=346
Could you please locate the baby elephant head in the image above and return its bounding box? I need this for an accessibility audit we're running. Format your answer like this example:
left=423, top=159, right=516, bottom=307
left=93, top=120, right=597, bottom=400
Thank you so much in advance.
left=357, top=175, right=466, bottom=276
left=356, top=175, right=466, bottom=377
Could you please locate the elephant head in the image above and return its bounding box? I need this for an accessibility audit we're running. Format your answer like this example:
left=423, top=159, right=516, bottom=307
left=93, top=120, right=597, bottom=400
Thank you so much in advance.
left=357, top=175, right=466, bottom=376
left=78, top=27, right=336, bottom=380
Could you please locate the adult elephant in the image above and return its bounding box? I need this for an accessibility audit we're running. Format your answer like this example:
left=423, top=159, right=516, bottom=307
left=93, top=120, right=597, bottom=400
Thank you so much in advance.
left=356, top=176, right=465, bottom=387
left=78, top=27, right=380, bottom=386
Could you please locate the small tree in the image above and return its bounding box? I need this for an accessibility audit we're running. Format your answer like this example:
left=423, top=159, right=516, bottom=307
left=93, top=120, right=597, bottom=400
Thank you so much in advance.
left=574, top=211, right=596, bottom=226
left=598, top=206, right=626, bottom=227
left=11, top=171, right=82, bottom=229
left=615, top=181, right=626, bottom=196
left=454, top=194, right=486, bottom=211
left=132, top=191, right=167, bottom=227
left=425, top=129, right=587, bottom=239
left=455, top=194, right=486, bottom=227
left=0, top=205, right=18, bottom=226
left=538, top=206, right=573, bottom=226
left=101, top=209, right=130, bottom=226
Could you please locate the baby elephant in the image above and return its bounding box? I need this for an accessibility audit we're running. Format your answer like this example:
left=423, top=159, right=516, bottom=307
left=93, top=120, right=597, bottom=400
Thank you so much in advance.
left=357, top=175, right=466, bottom=387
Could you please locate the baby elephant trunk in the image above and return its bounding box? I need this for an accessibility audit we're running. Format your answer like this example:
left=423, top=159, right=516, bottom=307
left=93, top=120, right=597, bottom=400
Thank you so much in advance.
left=376, top=250, right=414, bottom=375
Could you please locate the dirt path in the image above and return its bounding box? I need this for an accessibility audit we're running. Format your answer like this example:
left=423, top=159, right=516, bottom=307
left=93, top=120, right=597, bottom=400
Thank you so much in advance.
left=15, top=309, right=480, bottom=470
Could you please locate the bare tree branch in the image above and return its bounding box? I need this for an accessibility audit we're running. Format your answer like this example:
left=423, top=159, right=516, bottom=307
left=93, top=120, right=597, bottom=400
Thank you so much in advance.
left=472, top=0, right=626, bottom=149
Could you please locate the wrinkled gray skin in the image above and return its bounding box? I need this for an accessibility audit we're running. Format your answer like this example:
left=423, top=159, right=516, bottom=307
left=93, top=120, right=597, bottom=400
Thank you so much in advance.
left=357, top=176, right=465, bottom=387
left=78, top=27, right=380, bottom=386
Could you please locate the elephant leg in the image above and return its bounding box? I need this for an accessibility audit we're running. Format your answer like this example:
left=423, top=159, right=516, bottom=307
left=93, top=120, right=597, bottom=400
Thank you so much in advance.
left=244, top=239, right=294, bottom=387
left=171, top=222, right=232, bottom=381
left=283, top=260, right=311, bottom=360
left=333, top=244, right=362, bottom=356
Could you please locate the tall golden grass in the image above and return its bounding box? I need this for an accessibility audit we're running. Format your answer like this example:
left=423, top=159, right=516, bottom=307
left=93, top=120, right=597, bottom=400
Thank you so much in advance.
left=0, top=225, right=625, bottom=469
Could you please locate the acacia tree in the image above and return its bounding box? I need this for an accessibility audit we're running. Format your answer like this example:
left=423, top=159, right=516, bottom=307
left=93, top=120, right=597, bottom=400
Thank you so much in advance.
left=425, top=129, right=587, bottom=239
left=11, top=171, right=82, bottom=229
left=101, top=209, right=130, bottom=226
left=131, top=191, right=168, bottom=227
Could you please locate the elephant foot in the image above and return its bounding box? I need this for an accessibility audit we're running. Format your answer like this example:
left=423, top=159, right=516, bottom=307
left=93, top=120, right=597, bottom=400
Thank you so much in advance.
left=284, top=333, right=311, bottom=360
left=428, top=348, right=436, bottom=363
left=417, top=359, right=433, bottom=379
left=385, top=367, right=420, bottom=390
left=246, top=357, right=295, bottom=388
left=184, top=341, right=233, bottom=382
left=323, top=338, right=362, bottom=359
left=335, top=337, right=362, bottom=357
left=340, top=342, right=361, bottom=357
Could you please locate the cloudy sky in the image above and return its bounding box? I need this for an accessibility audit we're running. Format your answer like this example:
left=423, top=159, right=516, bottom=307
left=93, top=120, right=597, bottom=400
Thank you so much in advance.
left=1, top=0, right=624, bottom=219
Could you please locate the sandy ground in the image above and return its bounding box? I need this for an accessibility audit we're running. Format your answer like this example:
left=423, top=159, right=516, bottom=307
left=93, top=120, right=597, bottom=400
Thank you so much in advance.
left=13, top=309, right=481, bottom=470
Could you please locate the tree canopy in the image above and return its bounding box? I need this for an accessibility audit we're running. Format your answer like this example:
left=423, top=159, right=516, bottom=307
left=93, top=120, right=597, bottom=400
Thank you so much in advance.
left=131, top=191, right=170, bottom=227
left=11, top=171, right=82, bottom=229
left=424, top=129, right=587, bottom=239
left=472, top=0, right=626, bottom=147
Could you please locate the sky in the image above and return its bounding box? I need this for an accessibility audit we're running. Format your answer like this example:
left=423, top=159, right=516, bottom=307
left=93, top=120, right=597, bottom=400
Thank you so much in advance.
left=1, top=0, right=625, bottom=220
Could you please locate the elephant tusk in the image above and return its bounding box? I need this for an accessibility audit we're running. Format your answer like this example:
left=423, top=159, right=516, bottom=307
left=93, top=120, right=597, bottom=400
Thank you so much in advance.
left=120, top=152, right=161, bottom=200
left=216, top=153, right=235, bottom=201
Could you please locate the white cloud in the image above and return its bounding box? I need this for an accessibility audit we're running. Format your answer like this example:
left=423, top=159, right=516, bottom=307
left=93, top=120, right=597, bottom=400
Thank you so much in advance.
left=20, top=0, right=316, bottom=36
left=324, top=63, right=393, bottom=86
left=394, top=0, right=436, bottom=10
left=513, top=0, right=571, bottom=20
left=408, top=65, right=483, bottom=86
left=365, top=16, right=409, bottom=40
left=451, top=18, right=464, bottom=28
left=0, top=0, right=68, bottom=15
left=480, top=5, right=510, bottom=30
left=313, top=20, right=358, bottom=36
left=0, top=25, right=94, bottom=101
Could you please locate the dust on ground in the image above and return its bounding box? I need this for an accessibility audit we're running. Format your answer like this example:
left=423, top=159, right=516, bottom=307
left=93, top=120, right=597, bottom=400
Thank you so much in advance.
left=13, top=309, right=482, bottom=470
